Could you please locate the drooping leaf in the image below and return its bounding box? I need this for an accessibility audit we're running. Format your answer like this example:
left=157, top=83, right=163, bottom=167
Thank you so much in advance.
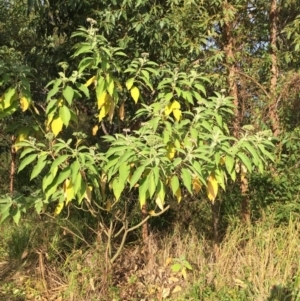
left=139, top=177, right=148, bottom=208
left=207, top=173, right=218, bottom=202
left=175, top=188, right=182, bottom=203
left=237, top=152, right=252, bottom=173
left=130, top=86, right=140, bottom=103
left=173, top=109, right=182, bottom=121
left=112, top=177, right=125, bottom=201
left=59, top=106, right=71, bottom=127
left=119, top=102, right=125, bottom=120
left=126, top=78, right=135, bottom=90
left=130, top=165, right=146, bottom=189
left=63, top=86, right=74, bottom=105
left=170, top=175, right=180, bottom=196
left=192, top=177, right=202, bottom=194
left=84, top=75, right=96, bottom=87
left=181, top=168, right=192, bottom=194
left=30, top=154, right=48, bottom=180
left=18, top=154, right=37, bottom=172
left=54, top=201, right=64, bottom=216
left=63, top=178, right=75, bottom=204
left=51, top=116, right=64, bottom=136
left=155, top=179, right=165, bottom=210
left=20, top=96, right=30, bottom=112
left=92, top=125, right=98, bottom=136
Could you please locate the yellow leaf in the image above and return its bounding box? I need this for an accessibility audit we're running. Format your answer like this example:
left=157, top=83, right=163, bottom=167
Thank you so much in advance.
left=108, top=99, right=115, bottom=122
left=84, top=186, right=93, bottom=203
left=100, top=173, right=107, bottom=195
left=14, top=128, right=30, bottom=151
left=92, top=125, right=98, bottom=136
left=207, top=173, right=218, bottom=202
left=126, top=78, right=134, bottom=90
left=84, top=75, right=96, bottom=87
left=192, top=177, right=202, bottom=194
left=175, top=188, right=182, bottom=203
left=57, top=98, right=64, bottom=107
left=119, top=102, right=125, bottom=120
left=97, top=91, right=108, bottom=109
left=172, top=285, right=182, bottom=294
left=20, top=96, right=30, bottom=112
left=165, top=100, right=181, bottom=116
left=173, top=109, right=182, bottom=121
left=54, top=201, right=64, bottom=216
left=166, top=142, right=176, bottom=160
left=63, top=179, right=75, bottom=204
left=98, top=95, right=113, bottom=121
left=181, top=267, right=187, bottom=279
left=51, top=116, right=64, bottom=137
left=156, top=195, right=164, bottom=210
left=171, top=100, right=181, bottom=110
left=130, top=86, right=140, bottom=103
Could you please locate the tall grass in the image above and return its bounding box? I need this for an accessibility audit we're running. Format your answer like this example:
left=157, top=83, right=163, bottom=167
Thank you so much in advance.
left=1, top=210, right=300, bottom=300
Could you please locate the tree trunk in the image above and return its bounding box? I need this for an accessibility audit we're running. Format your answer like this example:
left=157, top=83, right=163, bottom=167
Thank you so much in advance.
left=211, top=200, right=220, bottom=259
left=10, top=135, right=16, bottom=194
left=222, top=1, right=250, bottom=222
left=223, top=2, right=239, bottom=138
left=269, top=0, right=280, bottom=136
left=141, top=204, right=148, bottom=242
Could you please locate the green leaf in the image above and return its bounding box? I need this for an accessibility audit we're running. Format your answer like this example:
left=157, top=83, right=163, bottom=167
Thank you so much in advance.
left=258, top=144, right=274, bottom=162
left=71, top=160, right=80, bottom=183
left=59, top=106, right=71, bottom=127
left=77, top=180, right=87, bottom=204
left=20, top=147, right=35, bottom=159
left=170, top=175, right=180, bottom=196
left=126, top=78, right=135, bottom=90
left=225, top=155, right=234, bottom=175
left=171, top=263, right=182, bottom=272
left=47, top=86, right=59, bottom=101
left=243, top=142, right=259, bottom=165
left=181, top=168, right=192, bottom=193
left=112, top=177, right=125, bottom=201
left=237, top=153, right=252, bottom=173
left=73, top=172, right=82, bottom=195
left=50, top=155, right=69, bottom=173
left=30, top=154, right=48, bottom=180
left=130, top=165, right=146, bottom=189
left=148, top=172, right=156, bottom=199
left=139, top=177, right=148, bottom=208
left=12, top=209, right=21, bottom=225
left=184, top=261, right=193, bottom=270
left=194, top=83, right=206, bottom=95
left=119, top=162, right=130, bottom=185
left=0, top=200, right=12, bottom=223
left=63, top=86, right=74, bottom=105
left=18, top=154, right=38, bottom=172
left=78, top=84, right=90, bottom=98
left=42, top=172, right=54, bottom=192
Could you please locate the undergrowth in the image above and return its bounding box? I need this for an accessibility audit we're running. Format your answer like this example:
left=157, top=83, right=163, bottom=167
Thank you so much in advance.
left=1, top=205, right=300, bottom=301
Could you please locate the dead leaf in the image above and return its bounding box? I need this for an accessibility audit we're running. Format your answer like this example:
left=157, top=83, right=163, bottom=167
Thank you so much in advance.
left=172, top=285, right=182, bottom=294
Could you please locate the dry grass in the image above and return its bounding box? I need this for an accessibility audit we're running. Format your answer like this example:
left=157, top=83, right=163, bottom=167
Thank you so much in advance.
left=1, top=212, right=300, bottom=300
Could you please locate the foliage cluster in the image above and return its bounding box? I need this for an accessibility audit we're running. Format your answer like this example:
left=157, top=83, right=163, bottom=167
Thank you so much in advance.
left=1, top=0, right=300, bottom=298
